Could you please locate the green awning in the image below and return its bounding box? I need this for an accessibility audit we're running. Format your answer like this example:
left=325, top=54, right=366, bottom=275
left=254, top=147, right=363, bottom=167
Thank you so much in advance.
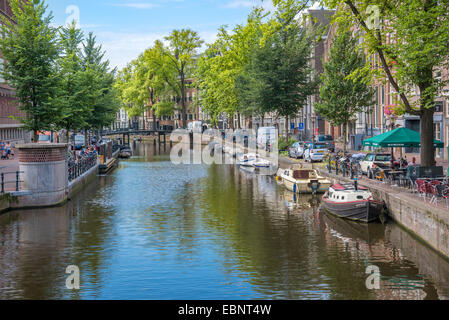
left=363, top=127, right=444, bottom=148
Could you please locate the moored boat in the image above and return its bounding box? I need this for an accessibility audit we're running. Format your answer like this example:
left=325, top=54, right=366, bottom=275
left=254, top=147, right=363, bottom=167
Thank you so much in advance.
left=280, top=165, right=331, bottom=194
left=119, top=147, right=132, bottom=159
left=321, top=183, right=384, bottom=223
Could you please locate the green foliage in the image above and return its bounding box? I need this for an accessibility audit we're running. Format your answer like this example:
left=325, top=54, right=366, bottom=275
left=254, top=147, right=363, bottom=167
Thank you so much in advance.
left=116, top=31, right=202, bottom=127
left=316, top=26, right=375, bottom=127
left=246, top=21, right=315, bottom=123
left=0, top=0, right=118, bottom=138
left=197, top=10, right=264, bottom=125
left=323, top=0, right=449, bottom=165
left=0, top=0, right=60, bottom=136
left=278, top=136, right=298, bottom=151
left=164, top=29, right=204, bottom=127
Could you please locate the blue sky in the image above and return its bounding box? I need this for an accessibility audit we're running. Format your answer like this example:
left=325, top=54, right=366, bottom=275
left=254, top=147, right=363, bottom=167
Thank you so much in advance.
left=45, top=0, right=277, bottom=70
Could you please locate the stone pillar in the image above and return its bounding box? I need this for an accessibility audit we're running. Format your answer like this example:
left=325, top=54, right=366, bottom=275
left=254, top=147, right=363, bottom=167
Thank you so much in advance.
left=17, top=143, right=68, bottom=207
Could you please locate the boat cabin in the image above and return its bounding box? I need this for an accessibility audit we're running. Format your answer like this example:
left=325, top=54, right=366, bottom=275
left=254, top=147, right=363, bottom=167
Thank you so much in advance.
left=327, top=184, right=372, bottom=203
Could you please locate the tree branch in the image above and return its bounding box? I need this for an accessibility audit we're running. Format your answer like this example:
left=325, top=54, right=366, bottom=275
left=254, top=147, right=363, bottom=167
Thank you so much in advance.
left=344, top=0, right=420, bottom=116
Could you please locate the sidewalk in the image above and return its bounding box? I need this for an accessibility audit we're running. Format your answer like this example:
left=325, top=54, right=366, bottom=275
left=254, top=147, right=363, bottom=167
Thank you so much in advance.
left=335, top=142, right=449, bottom=167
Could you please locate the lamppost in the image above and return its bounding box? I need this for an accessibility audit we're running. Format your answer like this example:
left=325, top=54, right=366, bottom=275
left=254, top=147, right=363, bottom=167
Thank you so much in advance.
left=311, top=114, right=316, bottom=143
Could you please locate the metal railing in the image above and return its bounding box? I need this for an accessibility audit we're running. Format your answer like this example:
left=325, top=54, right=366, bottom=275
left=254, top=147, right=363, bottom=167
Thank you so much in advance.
left=0, top=171, right=23, bottom=193
left=68, top=154, right=98, bottom=182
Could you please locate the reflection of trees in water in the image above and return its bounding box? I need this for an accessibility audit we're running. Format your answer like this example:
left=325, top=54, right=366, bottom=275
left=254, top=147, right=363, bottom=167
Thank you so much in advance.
left=317, top=212, right=446, bottom=299
left=194, top=164, right=335, bottom=299
left=0, top=177, right=115, bottom=299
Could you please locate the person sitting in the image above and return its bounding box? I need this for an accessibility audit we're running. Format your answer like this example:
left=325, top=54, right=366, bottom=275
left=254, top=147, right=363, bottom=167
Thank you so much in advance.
left=5, top=142, right=11, bottom=159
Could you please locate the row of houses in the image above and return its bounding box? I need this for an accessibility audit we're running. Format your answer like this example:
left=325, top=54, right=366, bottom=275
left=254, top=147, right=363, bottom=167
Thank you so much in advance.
left=0, top=0, right=32, bottom=145
left=294, top=8, right=449, bottom=160
left=116, top=7, right=449, bottom=161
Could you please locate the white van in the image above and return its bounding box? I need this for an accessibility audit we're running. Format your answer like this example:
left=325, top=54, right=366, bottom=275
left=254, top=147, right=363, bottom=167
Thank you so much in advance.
left=188, top=121, right=203, bottom=133
left=257, top=127, right=277, bottom=151
left=74, top=134, right=85, bottom=150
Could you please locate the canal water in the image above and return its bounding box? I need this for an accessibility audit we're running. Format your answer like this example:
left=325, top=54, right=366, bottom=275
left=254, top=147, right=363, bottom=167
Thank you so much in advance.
left=1, top=142, right=449, bottom=300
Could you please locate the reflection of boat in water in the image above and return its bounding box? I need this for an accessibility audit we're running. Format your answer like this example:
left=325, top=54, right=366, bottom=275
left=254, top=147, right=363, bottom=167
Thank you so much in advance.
left=322, top=184, right=384, bottom=223
left=280, top=165, right=331, bottom=194
left=119, top=147, right=132, bottom=159
left=280, top=189, right=317, bottom=209
left=321, top=209, right=385, bottom=244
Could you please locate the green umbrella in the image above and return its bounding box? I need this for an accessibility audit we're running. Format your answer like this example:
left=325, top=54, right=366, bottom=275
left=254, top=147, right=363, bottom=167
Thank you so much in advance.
left=363, top=127, right=444, bottom=148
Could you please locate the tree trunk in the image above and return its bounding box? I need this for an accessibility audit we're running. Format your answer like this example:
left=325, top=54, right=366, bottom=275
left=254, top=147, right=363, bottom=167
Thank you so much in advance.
left=248, top=115, right=253, bottom=129
left=181, top=73, right=187, bottom=129
left=261, top=115, right=264, bottom=127
left=343, top=123, right=347, bottom=154
left=421, top=107, right=435, bottom=166
left=237, top=113, right=241, bottom=129
left=285, top=114, right=289, bottom=139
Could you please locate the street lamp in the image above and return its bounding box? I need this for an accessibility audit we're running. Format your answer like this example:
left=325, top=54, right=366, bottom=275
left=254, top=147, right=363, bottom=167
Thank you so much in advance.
left=311, top=114, right=316, bottom=143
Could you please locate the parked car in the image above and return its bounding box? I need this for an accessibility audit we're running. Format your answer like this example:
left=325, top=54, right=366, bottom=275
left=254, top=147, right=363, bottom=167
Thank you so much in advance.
left=358, top=153, right=392, bottom=179
left=304, top=142, right=328, bottom=162
left=288, top=141, right=307, bottom=159
left=317, top=134, right=335, bottom=152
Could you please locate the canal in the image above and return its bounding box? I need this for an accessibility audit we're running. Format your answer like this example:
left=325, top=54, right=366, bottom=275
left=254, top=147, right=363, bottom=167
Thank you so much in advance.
left=1, top=141, right=449, bottom=300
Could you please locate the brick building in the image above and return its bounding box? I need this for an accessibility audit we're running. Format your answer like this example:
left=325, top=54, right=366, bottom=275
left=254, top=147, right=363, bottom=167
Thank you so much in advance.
left=0, top=0, right=31, bottom=145
left=322, top=14, right=449, bottom=159
left=146, top=78, right=211, bottom=130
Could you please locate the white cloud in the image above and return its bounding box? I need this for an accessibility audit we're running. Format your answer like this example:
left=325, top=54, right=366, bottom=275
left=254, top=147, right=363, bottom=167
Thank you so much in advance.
left=96, top=31, right=167, bottom=69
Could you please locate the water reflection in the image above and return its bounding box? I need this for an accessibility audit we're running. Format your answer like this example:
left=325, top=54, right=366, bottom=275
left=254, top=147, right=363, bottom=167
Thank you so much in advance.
left=0, top=142, right=448, bottom=300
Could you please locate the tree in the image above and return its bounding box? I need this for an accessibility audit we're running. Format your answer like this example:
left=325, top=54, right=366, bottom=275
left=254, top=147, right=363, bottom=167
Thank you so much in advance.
left=197, top=10, right=265, bottom=128
left=81, top=33, right=119, bottom=132
left=115, top=41, right=177, bottom=130
left=244, top=20, right=315, bottom=137
left=56, top=22, right=90, bottom=141
left=322, top=0, right=449, bottom=166
left=315, top=26, right=375, bottom=153
left=164, top=29, right=203, bottom=128
left=0, top=0, right=60, bottom=140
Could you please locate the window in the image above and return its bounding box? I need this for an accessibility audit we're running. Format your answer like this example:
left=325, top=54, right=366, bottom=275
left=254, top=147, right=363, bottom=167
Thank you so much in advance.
left=0, top=58, right=4, bottom=83
left=375, top=154, right=391, bottom=162
left=435, top=101, right=443, bottom=113
left=381, top=85, right=385, bottom=105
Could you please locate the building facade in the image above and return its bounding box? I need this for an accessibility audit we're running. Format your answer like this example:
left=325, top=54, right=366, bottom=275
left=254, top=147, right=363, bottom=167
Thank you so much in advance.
left=321, top=13, right=449, bottom=159
left=0, top=0, right=32, bottom=145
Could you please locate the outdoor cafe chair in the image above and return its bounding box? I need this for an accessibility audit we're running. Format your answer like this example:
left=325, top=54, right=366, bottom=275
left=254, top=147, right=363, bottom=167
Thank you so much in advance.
left=429, top=181, right=442, bottom=205
left=442, top=187, right=449, bottom=208
left=416, top=179, right=429, bottom=201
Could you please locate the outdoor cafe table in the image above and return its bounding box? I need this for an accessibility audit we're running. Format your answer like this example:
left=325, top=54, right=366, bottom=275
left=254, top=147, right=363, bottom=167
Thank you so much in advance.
left=384, top=168, right=408, bottom=186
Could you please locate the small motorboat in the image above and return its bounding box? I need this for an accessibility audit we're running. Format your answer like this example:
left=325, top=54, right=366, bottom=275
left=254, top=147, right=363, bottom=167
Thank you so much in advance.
left=321, top=182, right=384, bottom=223
left=280, top=164, right=331, bottom=194
left=119, top=147, right=132, bottom=159
left=237, top=153, right=257, bottom=167
left=237, top=153, right=272, bottom=168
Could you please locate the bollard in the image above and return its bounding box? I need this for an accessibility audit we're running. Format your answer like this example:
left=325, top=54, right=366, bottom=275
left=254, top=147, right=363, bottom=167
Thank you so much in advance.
left=1, top=173, right=4, bottom=193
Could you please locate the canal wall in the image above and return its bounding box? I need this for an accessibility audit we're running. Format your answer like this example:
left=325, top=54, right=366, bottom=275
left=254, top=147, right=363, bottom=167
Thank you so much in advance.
left=316, top=168, right=449, bottom=261
left=276, top=156, right=449, bottom=260
left=0, top=144, right=100, bottom=214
